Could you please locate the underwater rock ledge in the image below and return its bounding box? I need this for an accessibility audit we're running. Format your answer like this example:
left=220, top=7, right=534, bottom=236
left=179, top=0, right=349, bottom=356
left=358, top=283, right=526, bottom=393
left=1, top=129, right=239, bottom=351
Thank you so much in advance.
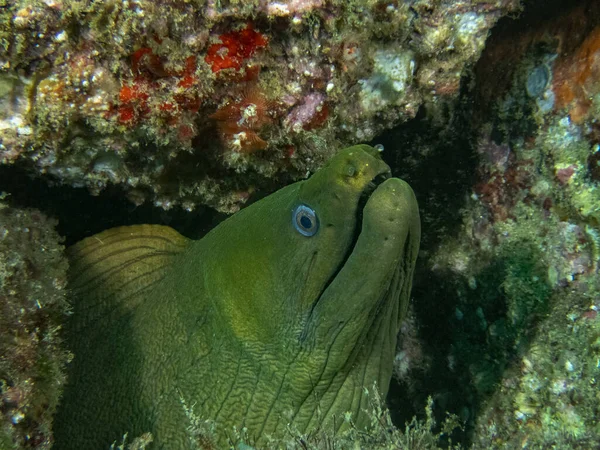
left=0, top=0, right=518, bottom=213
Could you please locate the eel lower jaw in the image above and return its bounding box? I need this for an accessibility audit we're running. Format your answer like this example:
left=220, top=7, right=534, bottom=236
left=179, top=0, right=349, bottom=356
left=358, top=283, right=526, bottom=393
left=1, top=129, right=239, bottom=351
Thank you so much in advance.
left=298, top=170, right=391, bottom=343
left=354, top=171, right=391, bottom=241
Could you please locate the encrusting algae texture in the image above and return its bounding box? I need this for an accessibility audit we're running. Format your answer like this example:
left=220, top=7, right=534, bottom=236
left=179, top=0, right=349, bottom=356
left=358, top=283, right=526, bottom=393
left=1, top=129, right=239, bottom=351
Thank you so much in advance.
left=0, top=0, right=518, bottom=213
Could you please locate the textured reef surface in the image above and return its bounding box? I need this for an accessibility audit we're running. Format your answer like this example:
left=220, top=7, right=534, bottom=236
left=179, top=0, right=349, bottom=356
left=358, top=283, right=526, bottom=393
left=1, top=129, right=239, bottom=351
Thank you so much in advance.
left=0, top=0, right=517, bottom=212
left=386, top=1, right=600, bottom=448
left=0, top=197, right=69, bottom=449
left=2, top=0, right=600, bottom=449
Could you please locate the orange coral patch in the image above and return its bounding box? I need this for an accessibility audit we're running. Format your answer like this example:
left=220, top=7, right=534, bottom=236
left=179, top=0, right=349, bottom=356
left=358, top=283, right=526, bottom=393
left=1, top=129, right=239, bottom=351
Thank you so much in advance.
left=210, top=86, right=274, bottom=153
left=553, top=26, right=600, bottom=123
left=210, top=86, right=271, bottom=128
left=204, top=24, right=268, bottom=73
left=118, top=105, right=137, bottom=124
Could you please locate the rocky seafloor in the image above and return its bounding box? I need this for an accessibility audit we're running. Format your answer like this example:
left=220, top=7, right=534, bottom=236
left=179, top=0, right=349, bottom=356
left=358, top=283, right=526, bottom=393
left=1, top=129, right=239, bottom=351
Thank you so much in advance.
left=1, top=0, right=600, bottom=448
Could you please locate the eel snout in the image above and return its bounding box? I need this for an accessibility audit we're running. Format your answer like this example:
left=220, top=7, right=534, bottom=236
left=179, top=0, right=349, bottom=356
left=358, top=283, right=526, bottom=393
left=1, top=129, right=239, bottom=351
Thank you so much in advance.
left=361, top=177, right=419, bottom=254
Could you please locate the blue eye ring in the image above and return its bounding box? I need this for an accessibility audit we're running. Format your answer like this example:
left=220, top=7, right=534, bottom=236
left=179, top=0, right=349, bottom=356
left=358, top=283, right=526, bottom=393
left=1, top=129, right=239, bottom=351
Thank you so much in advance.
left=293, top=204, right=319, bottom=237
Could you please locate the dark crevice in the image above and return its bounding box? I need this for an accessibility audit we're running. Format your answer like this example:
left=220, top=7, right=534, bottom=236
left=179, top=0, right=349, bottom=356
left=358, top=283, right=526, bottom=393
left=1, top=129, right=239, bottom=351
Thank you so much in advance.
left=0, top=164, right=227, bottom=245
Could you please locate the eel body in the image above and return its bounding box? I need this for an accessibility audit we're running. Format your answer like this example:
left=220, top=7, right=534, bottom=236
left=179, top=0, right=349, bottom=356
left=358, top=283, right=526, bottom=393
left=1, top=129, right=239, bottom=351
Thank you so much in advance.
left=53, top=144, right=421, bottom=449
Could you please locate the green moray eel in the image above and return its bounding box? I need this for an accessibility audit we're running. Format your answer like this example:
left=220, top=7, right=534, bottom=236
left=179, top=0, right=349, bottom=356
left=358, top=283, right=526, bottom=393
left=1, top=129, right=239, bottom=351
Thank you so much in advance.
left=53, top=144, right=420, bottom=449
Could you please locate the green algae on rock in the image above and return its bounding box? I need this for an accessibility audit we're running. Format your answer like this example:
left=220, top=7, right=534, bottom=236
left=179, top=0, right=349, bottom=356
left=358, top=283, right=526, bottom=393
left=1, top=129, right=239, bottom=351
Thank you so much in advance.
left=52, top=145, right=421, bottom=448
left=391, top=3, right=600, bottom=446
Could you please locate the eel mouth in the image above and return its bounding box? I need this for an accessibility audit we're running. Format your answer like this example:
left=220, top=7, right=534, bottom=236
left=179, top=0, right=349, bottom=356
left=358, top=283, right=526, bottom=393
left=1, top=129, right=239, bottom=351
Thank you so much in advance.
left=299, top=169, right=391, bottom=342
left=336, top=169, right=392, bottom=267
left=354, top=171, right=391, bottom=240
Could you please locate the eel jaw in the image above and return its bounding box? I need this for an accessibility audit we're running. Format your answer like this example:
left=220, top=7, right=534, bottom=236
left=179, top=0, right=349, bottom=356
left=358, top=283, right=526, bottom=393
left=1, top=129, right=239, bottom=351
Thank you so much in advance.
left=317, top=170, right=391, bottom=292
left=298, top=170, right=392, bottom=343
left=354, top=171, right=391, bottom=243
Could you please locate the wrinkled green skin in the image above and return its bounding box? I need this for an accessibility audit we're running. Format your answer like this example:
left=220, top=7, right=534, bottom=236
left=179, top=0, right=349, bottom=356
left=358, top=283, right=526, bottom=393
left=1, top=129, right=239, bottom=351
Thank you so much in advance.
left=53, top=145, right=420, bottom=449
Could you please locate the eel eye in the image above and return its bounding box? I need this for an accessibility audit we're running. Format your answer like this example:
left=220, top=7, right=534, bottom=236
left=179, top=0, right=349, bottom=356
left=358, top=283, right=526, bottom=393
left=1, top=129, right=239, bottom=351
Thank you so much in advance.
left=293, top=204, right=319, bottom=237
